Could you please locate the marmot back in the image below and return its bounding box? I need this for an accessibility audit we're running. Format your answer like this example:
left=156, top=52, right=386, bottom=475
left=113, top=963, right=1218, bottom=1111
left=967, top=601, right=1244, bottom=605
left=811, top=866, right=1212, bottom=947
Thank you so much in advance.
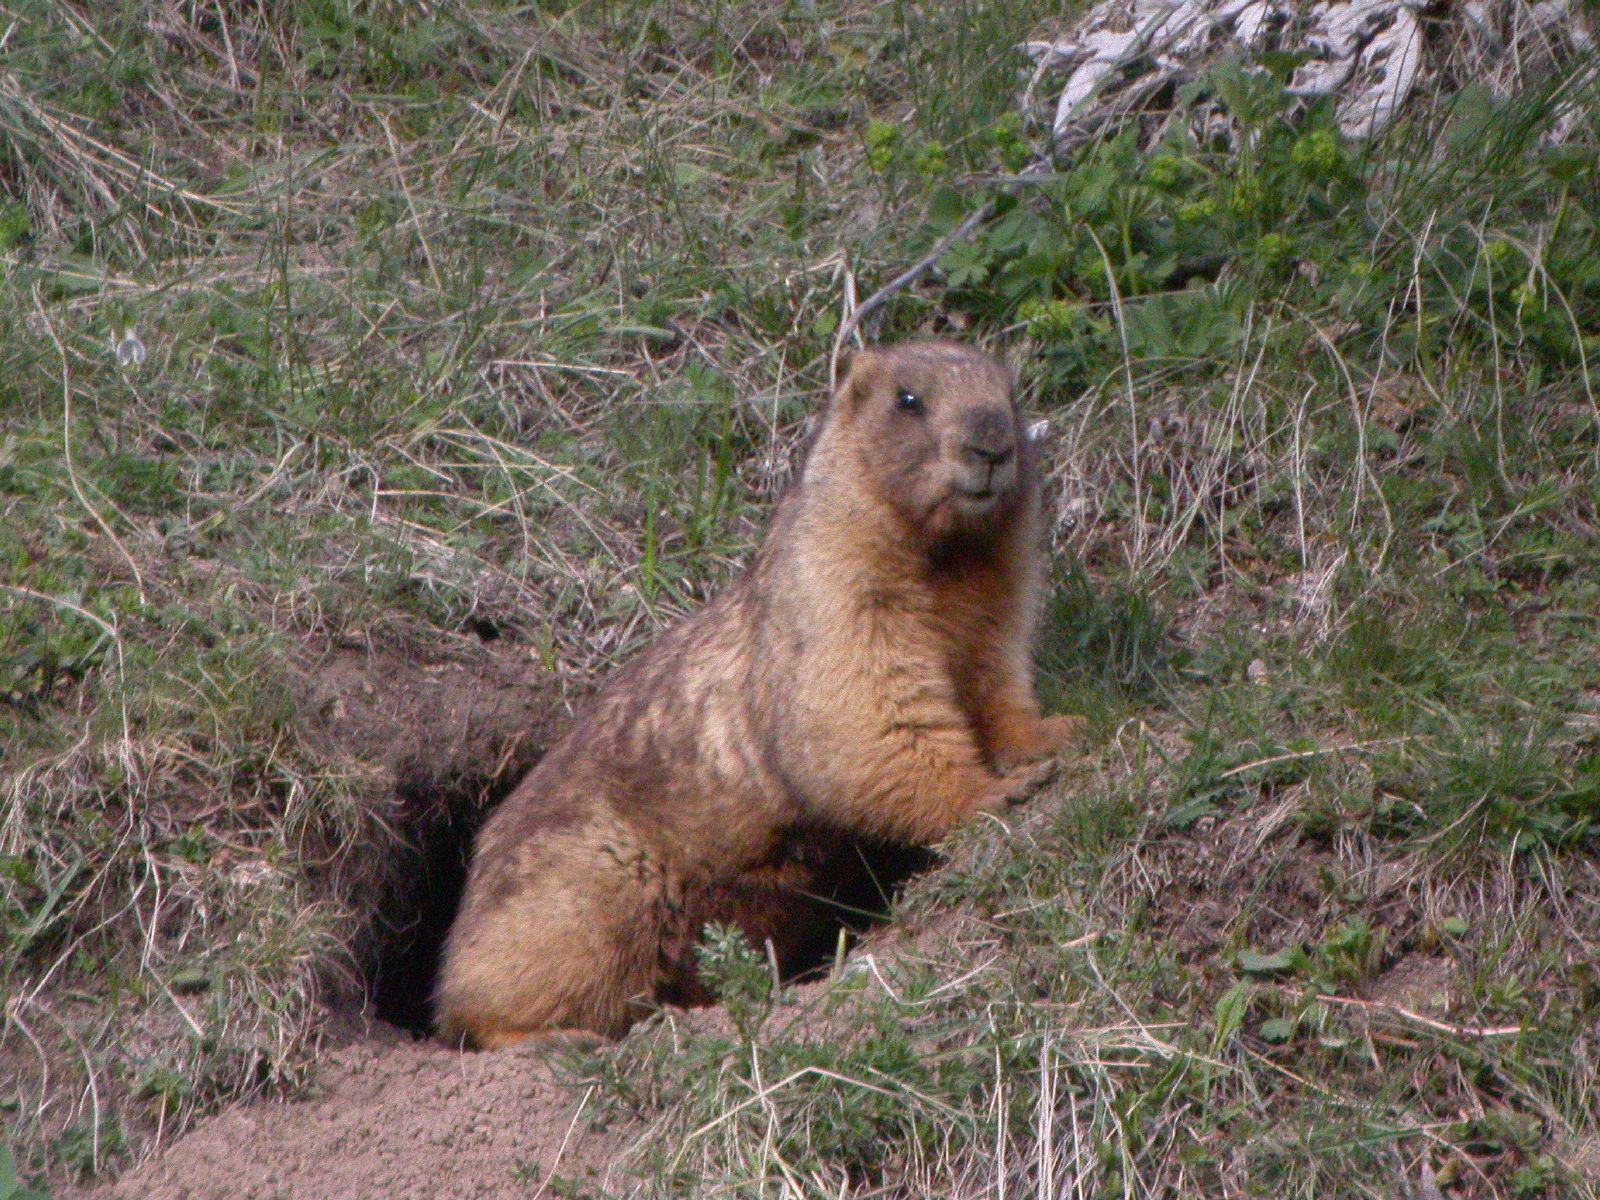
left=435, top=341, right=1081, bottom=1048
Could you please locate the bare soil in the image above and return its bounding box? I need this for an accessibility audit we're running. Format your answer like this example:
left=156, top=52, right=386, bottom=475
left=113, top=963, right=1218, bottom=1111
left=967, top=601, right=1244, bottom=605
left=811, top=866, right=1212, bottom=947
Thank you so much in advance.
left=298, top=634, right=570, bottom=805
left=84, top=964, right=918, bottom=1200
left=93, top=1030, right=635, bottom=1200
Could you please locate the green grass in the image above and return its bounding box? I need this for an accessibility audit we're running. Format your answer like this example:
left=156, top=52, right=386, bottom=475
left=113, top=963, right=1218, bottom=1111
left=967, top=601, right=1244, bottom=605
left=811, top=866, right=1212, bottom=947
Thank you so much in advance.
left=3, top=0, right=1600, bottom=1196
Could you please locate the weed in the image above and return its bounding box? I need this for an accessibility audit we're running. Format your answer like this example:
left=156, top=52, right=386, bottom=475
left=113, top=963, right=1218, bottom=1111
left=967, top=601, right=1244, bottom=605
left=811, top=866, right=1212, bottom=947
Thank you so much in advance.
left=694, top=925, right=775, bottom=1045
left=1037, top=558, right=1175, bottom=719
left=0, top=1145, right=49, bottom=1200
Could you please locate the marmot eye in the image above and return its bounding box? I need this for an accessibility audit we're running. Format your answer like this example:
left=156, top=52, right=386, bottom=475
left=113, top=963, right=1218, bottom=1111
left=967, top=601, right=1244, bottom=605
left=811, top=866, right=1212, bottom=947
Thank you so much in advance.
left=895, top=389, right=924, bottom=414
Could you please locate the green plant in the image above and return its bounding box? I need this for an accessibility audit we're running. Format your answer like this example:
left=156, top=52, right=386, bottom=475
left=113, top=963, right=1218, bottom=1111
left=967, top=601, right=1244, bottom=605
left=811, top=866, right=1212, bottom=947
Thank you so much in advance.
left=694, top=924, right=774, bottom=1043
left=0, top=1146, right=50, bottom=1200
left=1037, top=560, right=1174, bottom=720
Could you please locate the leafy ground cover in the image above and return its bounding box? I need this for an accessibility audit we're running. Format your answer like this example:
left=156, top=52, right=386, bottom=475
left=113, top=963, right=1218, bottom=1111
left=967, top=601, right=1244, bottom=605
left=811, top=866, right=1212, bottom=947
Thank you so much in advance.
left=2, top=1, right=1597, bottom=1196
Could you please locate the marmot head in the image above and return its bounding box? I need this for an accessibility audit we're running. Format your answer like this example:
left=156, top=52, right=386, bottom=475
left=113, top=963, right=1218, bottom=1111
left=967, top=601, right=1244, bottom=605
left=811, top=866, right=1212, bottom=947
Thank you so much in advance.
left=827, top=341, right=1029, bottom=542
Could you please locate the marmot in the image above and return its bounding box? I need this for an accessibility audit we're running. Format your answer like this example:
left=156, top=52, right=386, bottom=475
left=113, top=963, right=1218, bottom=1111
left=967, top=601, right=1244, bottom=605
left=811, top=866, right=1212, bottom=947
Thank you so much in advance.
left=435, top=341, right=1080, bottom=1048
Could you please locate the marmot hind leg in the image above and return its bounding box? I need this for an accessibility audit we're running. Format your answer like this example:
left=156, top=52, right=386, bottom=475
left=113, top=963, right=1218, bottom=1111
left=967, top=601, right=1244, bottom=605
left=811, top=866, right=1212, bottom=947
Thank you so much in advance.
left=434, top=854, right=665, bottom=1046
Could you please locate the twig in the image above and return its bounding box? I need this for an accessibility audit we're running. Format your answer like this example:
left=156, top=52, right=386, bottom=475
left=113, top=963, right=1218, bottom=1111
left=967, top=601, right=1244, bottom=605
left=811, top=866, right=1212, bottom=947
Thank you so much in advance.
left=33, top=289, right=149, bottom=605
left=830, top=193, right=1004, bottom=372
left=1218, top=735, right=1423, bottom=779
left=1315, top=993, right=1522, bottom=1039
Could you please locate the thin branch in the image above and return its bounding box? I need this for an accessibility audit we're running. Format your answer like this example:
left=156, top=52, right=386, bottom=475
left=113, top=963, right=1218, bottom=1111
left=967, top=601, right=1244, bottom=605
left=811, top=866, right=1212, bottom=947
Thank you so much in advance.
left=33, top=288, right=148, bottom=605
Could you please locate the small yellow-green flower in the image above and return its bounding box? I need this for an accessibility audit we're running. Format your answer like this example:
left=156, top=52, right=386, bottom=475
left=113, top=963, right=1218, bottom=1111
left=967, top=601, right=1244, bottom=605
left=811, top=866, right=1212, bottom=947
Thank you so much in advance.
left=1483, top=238, right=1517, bottom=268
left=1229, top=176, right=1266, bottom=220
left=992, top=113, right=1029, bottom=171
left=1291, top=129, right=1342, bottom=179
left=865, top=120, right=900, bottom=173
left=912, top=141, right=948, bottom=178
left=1145, top=154, right=1186, bottom=192
left=1256, top=232, right=1293, bottom=267
left=1019, top=297, right=1080, bottom=340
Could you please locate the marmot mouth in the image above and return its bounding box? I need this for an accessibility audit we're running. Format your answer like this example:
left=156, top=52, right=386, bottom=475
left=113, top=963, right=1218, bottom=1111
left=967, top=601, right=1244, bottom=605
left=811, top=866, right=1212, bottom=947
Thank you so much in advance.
left=954, top=486, right=998, bottom=502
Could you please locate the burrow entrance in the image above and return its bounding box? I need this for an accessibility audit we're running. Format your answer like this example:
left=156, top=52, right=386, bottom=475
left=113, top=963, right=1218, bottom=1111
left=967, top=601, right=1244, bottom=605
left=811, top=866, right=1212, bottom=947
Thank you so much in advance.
left=362, top=767, right=511, bottom=1034
left=300, top=643, right=555, bottom=1037
left=311, top=647, right=937, bottom=1038
left=358, top=770, right=934, bottom=1036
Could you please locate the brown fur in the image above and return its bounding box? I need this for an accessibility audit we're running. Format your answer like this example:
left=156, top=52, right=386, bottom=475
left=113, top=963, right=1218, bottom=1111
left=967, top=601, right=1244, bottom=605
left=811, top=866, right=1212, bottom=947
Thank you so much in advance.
left=434, top=341, right=1082, bottom=1047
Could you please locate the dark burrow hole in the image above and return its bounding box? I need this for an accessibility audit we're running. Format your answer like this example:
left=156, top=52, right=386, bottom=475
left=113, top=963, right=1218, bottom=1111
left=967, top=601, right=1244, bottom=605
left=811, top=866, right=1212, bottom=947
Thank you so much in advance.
left=363, top=767, right=511, bottom=1035
left=362, top=769, right=936, bottom=1038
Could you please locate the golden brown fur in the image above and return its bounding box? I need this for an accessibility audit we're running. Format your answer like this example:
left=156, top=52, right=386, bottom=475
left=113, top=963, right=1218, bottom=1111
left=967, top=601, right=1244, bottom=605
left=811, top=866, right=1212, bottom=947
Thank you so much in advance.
left=435, top=341, right=1081, bottom=1048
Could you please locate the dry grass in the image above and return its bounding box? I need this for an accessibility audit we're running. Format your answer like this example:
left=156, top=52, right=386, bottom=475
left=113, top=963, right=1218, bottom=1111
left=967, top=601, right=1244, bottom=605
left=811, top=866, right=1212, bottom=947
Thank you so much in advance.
left=3, top=0, right=1599, bottom=1196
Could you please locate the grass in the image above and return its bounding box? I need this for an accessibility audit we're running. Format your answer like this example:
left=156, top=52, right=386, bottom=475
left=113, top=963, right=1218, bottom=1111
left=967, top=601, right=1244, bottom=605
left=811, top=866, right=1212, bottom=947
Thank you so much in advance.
left=3, top=0, right=1599, bottom=1196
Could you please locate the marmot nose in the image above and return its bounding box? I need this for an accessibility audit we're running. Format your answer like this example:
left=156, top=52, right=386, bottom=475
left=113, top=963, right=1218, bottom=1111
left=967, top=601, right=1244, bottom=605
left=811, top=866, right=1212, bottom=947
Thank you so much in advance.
left=962, top=441, right=1013, bottom=469
left=961, top=408, right=1016, bottom=469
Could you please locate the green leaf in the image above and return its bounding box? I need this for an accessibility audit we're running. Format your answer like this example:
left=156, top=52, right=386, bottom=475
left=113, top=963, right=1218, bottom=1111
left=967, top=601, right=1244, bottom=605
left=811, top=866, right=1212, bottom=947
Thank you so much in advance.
left=671, top=161, right=710, bottom=188
left=41, top=255, right=105, bottom=297
left=1162, top=797, right=1215, bottom=830
left=1259, top=1017, right=1296, bottom=1044
left=11, top=852, right=85, bottom=955
left=939, top=240, right=992, bottom=290
left=1238, top=945, right=1308, bottom=977
left=926, top=186, right=968, bottom=231
left=0, top=1143, right=52, bottom=1200
left=1212, top=981, right=1249, bottom=1049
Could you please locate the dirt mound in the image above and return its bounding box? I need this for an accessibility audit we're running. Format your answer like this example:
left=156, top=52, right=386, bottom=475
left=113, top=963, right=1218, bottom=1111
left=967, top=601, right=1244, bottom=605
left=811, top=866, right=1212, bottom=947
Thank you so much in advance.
left=91, top=1033, right=632, bottom=1200
left=88, top=920, right=947, bottom=1200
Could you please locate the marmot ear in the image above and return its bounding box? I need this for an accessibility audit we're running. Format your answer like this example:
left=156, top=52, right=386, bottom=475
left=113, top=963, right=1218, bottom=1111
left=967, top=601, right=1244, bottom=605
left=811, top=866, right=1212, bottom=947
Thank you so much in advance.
left=833, top=349, right=881, bottom=413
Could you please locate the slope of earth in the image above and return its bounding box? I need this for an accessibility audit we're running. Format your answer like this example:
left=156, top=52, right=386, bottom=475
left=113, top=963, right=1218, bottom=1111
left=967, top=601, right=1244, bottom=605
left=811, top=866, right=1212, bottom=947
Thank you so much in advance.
left=87, top=1032, right=627, bottom=1200
left=5, top=1, right=1600, bottom=1198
